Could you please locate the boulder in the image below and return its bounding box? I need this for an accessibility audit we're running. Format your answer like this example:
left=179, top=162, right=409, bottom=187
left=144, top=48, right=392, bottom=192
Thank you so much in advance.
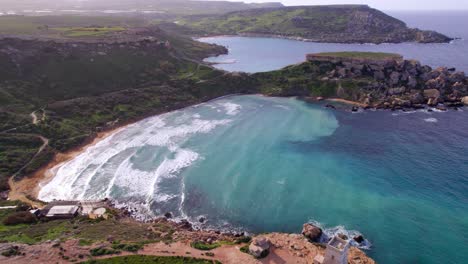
left=164, top=212, right=173, bottom=219
left=353, top=235, right=365, bottom=244
left=389, top=71, right=401, bottom=85
left=448, top=71, right=465, bottom=83
left=423, top=89, right=441, bottom=99
left=373, top=70, right=385, bottom=80
left=427, top=97, right=439, bottom=106
left=249, top=237, right=271, bottom=258
left=410, top=92, right=425, bottom=104
left=302, top=223, right=323, bottom=242
left=407, top=75, right=418, bottom=88
left=462, top=96, right=468, bottom=105
left=388, top=87, right=406, bottom=96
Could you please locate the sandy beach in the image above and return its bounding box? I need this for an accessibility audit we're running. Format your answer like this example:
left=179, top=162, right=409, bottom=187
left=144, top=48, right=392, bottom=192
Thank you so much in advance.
left=8, top=125, right=128, bottom=206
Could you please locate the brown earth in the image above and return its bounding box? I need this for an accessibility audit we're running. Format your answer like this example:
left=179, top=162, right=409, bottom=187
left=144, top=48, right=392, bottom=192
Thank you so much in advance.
left=0, top=233, right=374, bottom=264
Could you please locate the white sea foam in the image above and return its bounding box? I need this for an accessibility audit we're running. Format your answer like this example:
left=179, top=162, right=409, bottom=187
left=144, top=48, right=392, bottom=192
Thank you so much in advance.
left=273, top=104, right=290, bottom=110
left=308, top=220, right=372, bottom=250
left=424, top=117, right=438, bottom=123
left=218, top=102, right=241, bottom=116
left=39, top=107, right=233, bottom=211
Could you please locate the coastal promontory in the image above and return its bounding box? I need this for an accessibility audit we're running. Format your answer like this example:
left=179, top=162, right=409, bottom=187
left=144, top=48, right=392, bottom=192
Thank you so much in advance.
left=181, top=5, right=452, bottom=44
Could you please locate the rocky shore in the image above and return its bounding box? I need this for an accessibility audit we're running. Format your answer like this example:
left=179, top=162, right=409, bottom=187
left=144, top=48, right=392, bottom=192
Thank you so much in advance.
left=304, top=52, right=467, bottom=110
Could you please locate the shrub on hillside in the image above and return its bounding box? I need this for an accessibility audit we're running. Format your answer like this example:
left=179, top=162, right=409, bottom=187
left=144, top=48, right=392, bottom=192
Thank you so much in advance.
left=3, top=211, right=37, bottom=225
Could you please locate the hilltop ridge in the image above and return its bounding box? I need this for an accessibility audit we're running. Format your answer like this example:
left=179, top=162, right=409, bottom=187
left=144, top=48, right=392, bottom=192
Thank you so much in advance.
left=181, top=5, right=452, bottom=44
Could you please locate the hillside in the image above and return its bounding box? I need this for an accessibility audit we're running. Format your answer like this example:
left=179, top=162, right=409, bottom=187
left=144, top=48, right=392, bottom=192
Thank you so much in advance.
left=0, top=19, right=257, bottom=193
left=181, top=5, right=452, bottom=44
left=1, top=0, right=283, bottom=16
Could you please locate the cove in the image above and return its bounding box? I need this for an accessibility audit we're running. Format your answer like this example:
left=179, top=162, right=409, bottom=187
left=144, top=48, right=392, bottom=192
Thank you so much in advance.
left=39, top=95, right=468, bottom=264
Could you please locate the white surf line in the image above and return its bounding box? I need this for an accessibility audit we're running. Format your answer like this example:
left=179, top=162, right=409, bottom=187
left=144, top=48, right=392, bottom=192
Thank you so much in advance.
left=179, top=178, right=188, bottom=219
left=74, top=120, right=167, bottom=200
left=104, top=153, right=135, bottom=198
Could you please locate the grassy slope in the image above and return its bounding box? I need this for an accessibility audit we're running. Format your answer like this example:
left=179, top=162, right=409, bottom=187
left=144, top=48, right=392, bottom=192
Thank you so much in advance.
left=252, top=60, right=373, bottom=98
left=181, top=5, right=449, bottom=43
left=0, top=16, right=144, bottom=35
left=0, top=17, right=255, bottom=192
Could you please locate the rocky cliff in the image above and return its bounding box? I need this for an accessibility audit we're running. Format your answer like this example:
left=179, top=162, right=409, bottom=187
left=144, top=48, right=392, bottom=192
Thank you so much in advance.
left=182, top=5, right=452, bottom=44
left=255, top=52, right=468, bottom=110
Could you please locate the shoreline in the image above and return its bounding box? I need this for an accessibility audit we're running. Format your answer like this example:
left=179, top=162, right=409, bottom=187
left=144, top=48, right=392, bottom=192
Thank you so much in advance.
left=9, top=94, right=465, bottom=206
left=8, top=125, right=129, bottom=206
left=196, top=33, right=453, bottom=45
left=8, top=94, right=244, bottom=205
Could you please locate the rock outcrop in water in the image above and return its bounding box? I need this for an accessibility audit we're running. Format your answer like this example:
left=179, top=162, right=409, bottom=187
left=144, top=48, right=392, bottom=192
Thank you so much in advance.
left=302, top=223, right=323, bottom=242
left=307, top=53, right=467, bottom=109
left=255, top=52, right=468, bottom=110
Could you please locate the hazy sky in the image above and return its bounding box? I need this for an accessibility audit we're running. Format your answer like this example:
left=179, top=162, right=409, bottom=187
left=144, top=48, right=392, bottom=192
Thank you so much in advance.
left=243, top=0, right=468, bottom=10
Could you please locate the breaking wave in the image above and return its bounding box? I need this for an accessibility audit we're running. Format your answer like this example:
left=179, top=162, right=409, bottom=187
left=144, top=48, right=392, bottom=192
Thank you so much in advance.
left=38, top=100, right=236, bottom=219
left=308, top=220, right=372, bottom=250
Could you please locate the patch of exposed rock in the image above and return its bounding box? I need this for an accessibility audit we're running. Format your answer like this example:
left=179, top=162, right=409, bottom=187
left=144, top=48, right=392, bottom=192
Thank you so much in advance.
left=306, top=53, right=468, bottom=109
left=248, top=236, right=271, bottom=258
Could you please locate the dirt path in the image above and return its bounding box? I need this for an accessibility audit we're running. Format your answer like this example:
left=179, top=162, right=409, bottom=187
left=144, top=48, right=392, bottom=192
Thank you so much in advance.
left=30, top=111, right=39, bottom=125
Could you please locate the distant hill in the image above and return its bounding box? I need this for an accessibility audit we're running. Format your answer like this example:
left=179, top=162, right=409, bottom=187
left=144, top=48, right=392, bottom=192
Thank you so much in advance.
left=1, top=0, right=284, bottom=15
left=181, top=5, right=452, bottom=43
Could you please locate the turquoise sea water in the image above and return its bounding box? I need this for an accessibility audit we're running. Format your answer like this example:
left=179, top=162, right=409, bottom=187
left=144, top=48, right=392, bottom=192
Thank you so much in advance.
left=40, top=95, right=468, bottom=264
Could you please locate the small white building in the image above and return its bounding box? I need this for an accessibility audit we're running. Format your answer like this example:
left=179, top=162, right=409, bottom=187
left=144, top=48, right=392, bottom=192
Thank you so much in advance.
left=46, top=205, right=81, bottom=219
left=313, top=236, right=350, bottom=264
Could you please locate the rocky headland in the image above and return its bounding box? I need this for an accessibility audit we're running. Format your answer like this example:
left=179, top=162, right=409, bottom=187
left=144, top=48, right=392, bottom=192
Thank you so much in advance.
left=255, top=51, right=467, bottom=111
left=181, top=5, right=452, bottom=44
left=307, top=52, right=468, bottom=110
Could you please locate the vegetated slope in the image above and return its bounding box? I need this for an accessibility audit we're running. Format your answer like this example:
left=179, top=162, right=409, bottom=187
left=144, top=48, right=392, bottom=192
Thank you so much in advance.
left=2, top=0, right=283, bottom=16
left=0, top=25, right=257, bottom=193
left=182, top=5, right=452, bottom=43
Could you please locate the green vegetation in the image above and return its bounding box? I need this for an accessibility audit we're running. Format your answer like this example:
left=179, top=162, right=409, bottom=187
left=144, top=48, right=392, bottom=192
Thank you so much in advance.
left=181, top=5, right=450, bottom=43
left=239, top=245, right=249, bottom=254
left=1, top=246, right=23, bottom=257
left=0, top=202, right=176, bottom=245
left=111, top=242, right=143, bottom=252
left=90, top=247, right=121, bottom=256
left=3, top=211, right=37, bottom=225
left=81, top=255, right=221, bottom=264
left=0, top=18, right=255, bottom=192
left=191, top=241, right=222, bottom=251
left=0, top=16, right=144, bottom=35
left=53, top=27, right=126, bottom=37
left=312, top=52, right=402, bottom=60
left=190, top=238, right=249, bottom=251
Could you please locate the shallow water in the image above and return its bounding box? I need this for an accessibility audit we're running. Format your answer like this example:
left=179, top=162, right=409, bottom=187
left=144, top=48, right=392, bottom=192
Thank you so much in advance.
left=40, top=95, right=468, bottom=264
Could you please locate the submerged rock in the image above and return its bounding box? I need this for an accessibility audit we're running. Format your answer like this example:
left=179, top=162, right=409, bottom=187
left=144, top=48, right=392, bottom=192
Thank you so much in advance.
left=164, top=212, right=173, bottom=219
left=301, top=223, right=323, bottom=242
left=353, top=235, right=365, bottom=244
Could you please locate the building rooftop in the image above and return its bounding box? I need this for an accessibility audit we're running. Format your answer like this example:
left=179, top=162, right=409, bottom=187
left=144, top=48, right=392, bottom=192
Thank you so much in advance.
left=328, top=236, right=349, bottom=251
left=46, top=205, right=79, bottom=217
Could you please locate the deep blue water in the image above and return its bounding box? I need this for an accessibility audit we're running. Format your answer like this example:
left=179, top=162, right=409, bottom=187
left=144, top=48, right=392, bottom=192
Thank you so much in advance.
left=200, top=11, right=468, bottom=73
